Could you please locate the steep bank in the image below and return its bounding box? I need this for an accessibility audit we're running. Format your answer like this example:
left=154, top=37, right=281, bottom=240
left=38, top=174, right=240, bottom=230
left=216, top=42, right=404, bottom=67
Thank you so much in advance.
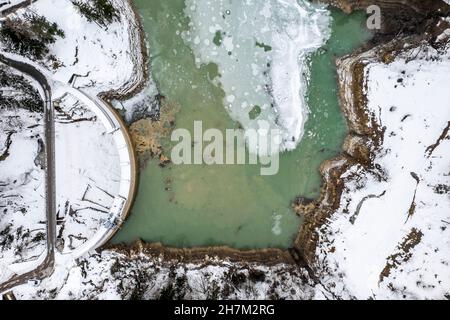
left=318, top=0, right=450, bottom=41
left=107, top=241, right=296, bottom=265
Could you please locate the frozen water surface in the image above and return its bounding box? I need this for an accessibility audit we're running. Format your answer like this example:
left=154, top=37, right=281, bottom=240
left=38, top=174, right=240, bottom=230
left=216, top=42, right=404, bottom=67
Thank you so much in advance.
left=183, top=0, right=331, bottom=153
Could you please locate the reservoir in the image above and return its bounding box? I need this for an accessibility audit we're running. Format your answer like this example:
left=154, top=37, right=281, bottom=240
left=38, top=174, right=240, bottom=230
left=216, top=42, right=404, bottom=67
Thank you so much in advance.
left=112, top=0, right=371, bottom=248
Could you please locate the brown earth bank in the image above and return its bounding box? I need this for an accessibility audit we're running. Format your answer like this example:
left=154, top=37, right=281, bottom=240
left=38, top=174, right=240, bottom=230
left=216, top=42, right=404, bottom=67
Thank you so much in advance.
left=103, top=241, right=296, bottom=266
left=107, top=1, right=449, bottom=271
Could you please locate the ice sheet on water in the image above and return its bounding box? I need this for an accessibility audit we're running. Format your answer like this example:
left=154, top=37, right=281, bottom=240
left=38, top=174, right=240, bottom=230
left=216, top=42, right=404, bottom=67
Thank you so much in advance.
left=183, top=0, right=331, bottom=154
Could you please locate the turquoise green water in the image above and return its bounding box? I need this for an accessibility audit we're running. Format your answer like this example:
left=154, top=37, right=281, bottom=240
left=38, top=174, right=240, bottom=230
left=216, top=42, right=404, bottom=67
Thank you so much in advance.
left=112, top=1, right=371, bottom=249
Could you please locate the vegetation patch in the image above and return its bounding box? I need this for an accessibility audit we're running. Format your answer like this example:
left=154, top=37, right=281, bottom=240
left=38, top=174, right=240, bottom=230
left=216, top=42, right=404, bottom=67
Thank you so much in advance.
left=0, top=13, right=64, bottom=60
left=0, top=65, right=44, bottom=112
left=72, top=0, right=120, bottom=27
left=379, top=228, right=423, bottom=284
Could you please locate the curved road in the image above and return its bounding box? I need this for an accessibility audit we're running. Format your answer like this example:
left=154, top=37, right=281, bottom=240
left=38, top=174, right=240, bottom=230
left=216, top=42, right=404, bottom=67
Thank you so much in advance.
left=0, top=54, right=56, bottom=293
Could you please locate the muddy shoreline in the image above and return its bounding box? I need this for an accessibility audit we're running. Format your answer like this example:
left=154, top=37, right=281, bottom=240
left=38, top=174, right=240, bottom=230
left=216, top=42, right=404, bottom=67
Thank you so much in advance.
left=104, top=0, right=450, bottom=269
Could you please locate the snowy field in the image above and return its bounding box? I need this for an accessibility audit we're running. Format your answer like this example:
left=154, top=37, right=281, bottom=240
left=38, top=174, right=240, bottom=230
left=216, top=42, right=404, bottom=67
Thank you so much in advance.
left=0, top=0, right=27, bottom=14
left=9, top=0, right=137, bottom=93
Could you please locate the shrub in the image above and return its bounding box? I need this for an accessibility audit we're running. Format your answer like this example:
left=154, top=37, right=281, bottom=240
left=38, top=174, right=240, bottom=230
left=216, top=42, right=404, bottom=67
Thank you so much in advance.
left=72, top=0, right=120, bottom=27
left=25, top=13, right=65, bottom=43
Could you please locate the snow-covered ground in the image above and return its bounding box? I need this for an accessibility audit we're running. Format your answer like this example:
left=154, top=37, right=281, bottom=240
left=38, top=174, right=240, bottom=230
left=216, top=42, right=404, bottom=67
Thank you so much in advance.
left=1, top=1, right=449, bottom=300
left=0, top=63, right=46, bottom=282
left=3, top=0, right=158, bottom=119
left=54, top=93, right=122, bottom=253
left=0, top=0, right=142, bottom=289
left=11, top=249, right=322, bottom=300
left=0, top=0, right=27, bottom=13
left=316, top=27, right=450, bottom=299
left=8, top=0, right=134, bottom=93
